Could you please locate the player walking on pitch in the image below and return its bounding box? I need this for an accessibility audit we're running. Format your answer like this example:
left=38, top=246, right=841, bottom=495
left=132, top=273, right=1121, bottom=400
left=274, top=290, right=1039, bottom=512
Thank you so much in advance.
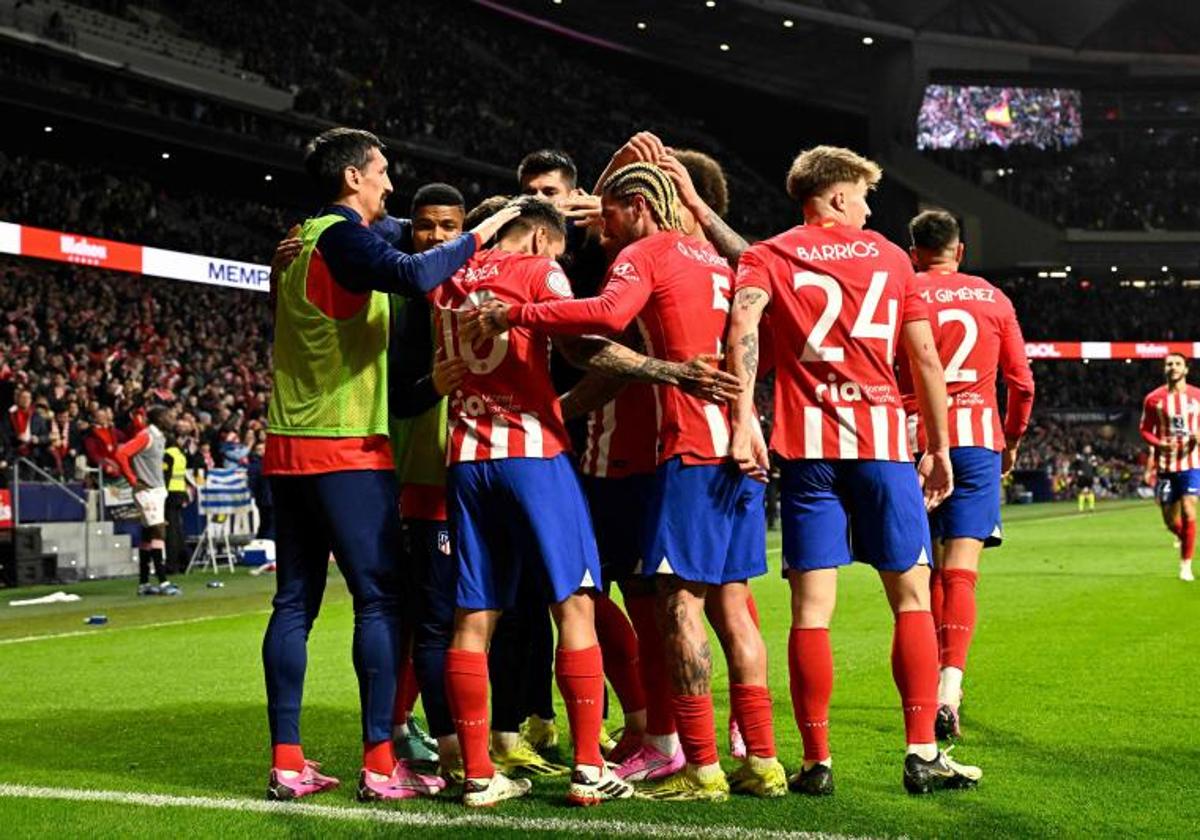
left=902, top=209, right=1035, bottom=740
left=1140, top=352, right=1200, bottom=581
left=728, top=146, right=982, bottom=795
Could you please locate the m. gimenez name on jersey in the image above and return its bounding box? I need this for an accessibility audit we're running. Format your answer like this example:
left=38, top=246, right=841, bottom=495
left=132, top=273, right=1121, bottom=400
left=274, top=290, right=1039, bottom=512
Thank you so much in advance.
left=900, top=269, right=1034, bottom=452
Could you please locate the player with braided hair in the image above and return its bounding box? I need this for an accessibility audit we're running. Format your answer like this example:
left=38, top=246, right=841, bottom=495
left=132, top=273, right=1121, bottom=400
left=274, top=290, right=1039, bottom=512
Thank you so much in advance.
left=468, top=161, right=784, bottom=802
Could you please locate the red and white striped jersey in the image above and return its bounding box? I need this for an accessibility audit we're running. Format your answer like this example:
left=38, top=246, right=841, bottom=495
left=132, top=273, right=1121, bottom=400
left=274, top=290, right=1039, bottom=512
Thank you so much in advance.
left=429, top=249, right=573, bottom=465
left=735, top=222, right=926, bottom=462
left=507, top=230, right=735, bottom=465
left=578, top=383, right=658, bottom=478
left=898, top=269, right=1035, bottom=453
left=1140, top=384, right=1200, bottom=473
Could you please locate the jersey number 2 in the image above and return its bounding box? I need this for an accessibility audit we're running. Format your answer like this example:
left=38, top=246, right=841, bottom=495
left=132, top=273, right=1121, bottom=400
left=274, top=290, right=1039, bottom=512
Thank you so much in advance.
left=937, top=308, right=978, bottom=383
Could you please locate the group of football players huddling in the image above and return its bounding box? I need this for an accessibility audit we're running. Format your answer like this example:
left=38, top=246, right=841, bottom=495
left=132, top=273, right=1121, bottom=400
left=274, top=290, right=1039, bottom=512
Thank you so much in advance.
left=259, top=125, right=1038, bottom=808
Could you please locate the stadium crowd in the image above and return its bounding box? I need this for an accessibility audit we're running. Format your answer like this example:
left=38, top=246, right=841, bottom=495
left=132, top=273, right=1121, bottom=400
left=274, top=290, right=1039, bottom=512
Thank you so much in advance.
left=0, top=258, right=270, bottom=485
left=927, top=128, right=1200, bottom=230
left=57, top=0, right=794, bottom=239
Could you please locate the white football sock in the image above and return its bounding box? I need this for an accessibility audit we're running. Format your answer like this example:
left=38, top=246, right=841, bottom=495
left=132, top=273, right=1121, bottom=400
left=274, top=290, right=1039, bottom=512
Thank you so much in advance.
left=645, top=732, right=680, bottom=757
left=907, top=743, right=939, bottom=761
left=939, top=666, right=964, bottom=707
left=492, top=730, right=520, bottom=751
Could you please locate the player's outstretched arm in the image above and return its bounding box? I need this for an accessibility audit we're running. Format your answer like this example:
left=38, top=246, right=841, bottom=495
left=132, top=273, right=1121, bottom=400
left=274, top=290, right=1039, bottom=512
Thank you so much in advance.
left=320, top=206, right=520, bottom=297
left=658, top=154, right=749, bottom=267
left=902, top=319, right=954, bottom=510
left=463, top=257, right=652, bottom=344
left=726, top=286, right=770, bottom=481
left=555, top=336, right=741, bottom=403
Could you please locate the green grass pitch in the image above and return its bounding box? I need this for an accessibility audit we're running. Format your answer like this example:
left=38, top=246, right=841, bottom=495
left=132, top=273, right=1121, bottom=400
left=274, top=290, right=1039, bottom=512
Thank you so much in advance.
left=0, top=499, right=1197, bottom=838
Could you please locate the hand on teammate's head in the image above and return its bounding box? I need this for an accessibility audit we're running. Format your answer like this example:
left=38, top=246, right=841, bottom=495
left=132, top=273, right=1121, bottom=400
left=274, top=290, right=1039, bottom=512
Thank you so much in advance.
left=470, top=205, right=523, bottom=244
left=658, top=154, right=705, bottom=217
left=611, top=132, right=667, bottom=171
left=561, top=193, right=602, bottom=228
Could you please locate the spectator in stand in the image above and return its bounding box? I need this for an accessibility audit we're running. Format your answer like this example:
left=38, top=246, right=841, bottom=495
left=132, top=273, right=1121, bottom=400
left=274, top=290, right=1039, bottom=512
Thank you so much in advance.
left=84, top=406, right=126, bottom=481
left=7, top=389, right=38, bottom=459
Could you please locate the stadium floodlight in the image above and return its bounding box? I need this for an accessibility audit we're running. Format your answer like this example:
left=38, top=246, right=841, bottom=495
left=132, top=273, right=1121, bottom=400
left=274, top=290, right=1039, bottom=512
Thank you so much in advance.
left=1110, top=265, right=1118, bottom=272
left=1065, top=265, right=1072, bottom=272
left=161, top=152, right=170, bottom=160
left=862, top=36, right=875, bottom=45
left=719, top=42, right=730, bottom=51
left=705, top=0, right=716, bottom=7
left=264, top=174, right=273, bottom=182
left=1161, top=266, right=1169, bottom=273
left=43, top=125, right=53, bottom=133
left=636, top=21, right=646, bottom=30
left=783, top=19, right=794, bottom=27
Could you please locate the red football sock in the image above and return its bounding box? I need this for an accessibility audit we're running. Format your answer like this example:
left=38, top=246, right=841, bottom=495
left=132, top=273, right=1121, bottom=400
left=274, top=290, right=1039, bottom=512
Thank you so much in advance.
left=787, top=628, right=832, bottom=762
left=363, top=739, right=396, bottom=775
left=892, top=611, right=939, bottom=745
left=929, top=568, right=945, bottom=644
left=729, top=684, right=776, bottom=758
left=445, top=648, right=494, bottom=779
left=594, top=594, right=647, bottom=714
left=1183, top=519, right=1196, bottom=561
left=939, top=569, right=978, bottom=671
left=745, top=592, right=761, bottom=628
left=272, top=743, right=305, bottom=772
left=555, top=645, right=605, bottom=768
left=626, top=594, right=675, bottom=736
left=671, top=693, right=718, bottom=767
left=393, top=655, right=420, bottom=724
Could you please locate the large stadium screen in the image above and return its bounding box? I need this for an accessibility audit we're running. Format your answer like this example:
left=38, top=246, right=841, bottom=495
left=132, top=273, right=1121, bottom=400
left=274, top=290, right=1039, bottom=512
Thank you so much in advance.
left=917, top=85, right=1082, bottom=150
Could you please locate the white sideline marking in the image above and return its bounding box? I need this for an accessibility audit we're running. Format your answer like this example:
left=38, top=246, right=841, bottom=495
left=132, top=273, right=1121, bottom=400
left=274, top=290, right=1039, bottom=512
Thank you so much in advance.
left=0, top=609, right=270, bottom=646
left=0, top=783, right=870, bottom=839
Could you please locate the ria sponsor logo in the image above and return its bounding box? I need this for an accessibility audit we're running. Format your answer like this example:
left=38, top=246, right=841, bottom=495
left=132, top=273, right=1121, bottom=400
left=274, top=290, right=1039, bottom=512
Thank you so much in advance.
left=1135, top=343, right=1170, bottom=357
left=796, top=241, right=879, bottom=262
left=815, top=374, right=865, bottom=403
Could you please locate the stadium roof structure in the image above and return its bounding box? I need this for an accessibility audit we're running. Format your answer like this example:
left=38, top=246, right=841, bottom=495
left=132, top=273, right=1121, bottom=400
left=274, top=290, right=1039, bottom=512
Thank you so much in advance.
left=478, top=0, right=1200, bottom=114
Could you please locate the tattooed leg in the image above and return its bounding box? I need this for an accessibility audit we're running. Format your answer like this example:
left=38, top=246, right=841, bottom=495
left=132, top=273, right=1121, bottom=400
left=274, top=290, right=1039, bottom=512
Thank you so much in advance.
left=656, top=576, right=711, bottom=695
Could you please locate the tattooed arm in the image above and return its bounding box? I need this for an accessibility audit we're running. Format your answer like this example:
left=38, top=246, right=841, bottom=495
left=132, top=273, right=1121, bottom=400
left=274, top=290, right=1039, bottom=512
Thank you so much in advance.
left=726, top=284, right=770, bottom=480
left=554, top=335, right=741, bottom=403
left=658, top=155, right=749, bottom=267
